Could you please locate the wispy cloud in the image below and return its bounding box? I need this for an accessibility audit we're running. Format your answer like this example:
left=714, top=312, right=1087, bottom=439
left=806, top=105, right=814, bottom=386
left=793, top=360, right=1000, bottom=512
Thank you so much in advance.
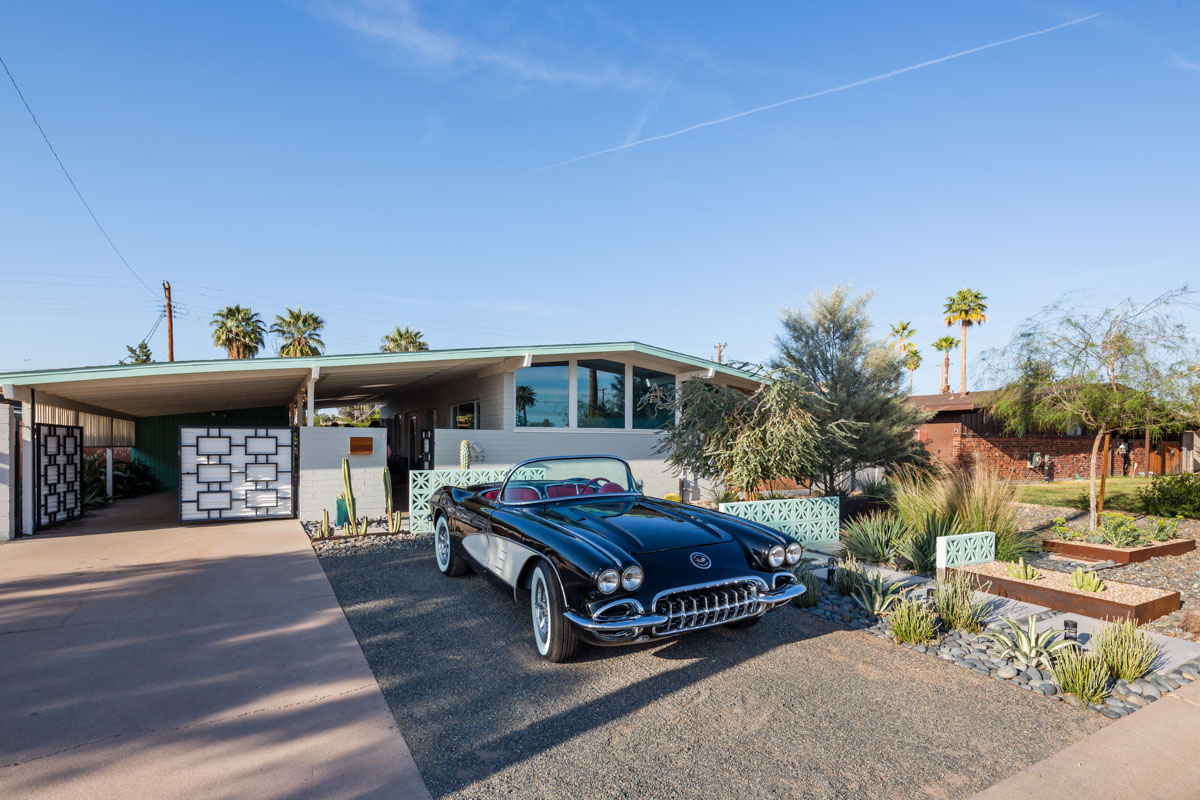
left=538, top=12, right=1103, bottom=171
left=1170, top=53, right=1200, bottom=73
left=319, top=0, right=654, bottom=89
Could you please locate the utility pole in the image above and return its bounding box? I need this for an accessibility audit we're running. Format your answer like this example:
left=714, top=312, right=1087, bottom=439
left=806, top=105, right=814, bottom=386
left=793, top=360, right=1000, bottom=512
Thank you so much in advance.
left=162, top=281, right=174, bottom=362
left=714, top=342, right=726, bottom=364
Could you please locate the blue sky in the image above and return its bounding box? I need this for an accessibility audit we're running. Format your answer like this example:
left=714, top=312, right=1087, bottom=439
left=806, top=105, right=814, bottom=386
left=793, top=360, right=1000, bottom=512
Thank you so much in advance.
left=1, top=1, right=1197, bottom=394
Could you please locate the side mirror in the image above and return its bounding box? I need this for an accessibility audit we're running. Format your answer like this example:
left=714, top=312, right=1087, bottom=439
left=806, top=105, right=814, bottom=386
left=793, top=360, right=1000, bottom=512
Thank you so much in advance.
left=635, top=479, right=644, bottom=492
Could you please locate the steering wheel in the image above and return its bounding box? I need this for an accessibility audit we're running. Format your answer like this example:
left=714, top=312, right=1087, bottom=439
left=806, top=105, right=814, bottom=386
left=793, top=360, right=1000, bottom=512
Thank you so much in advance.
left=584, top=477, right=613, bottom=491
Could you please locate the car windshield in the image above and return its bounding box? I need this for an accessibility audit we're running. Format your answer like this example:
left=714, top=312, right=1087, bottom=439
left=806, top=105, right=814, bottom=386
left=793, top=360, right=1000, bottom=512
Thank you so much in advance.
left=499, top=456, right=637, bottom=504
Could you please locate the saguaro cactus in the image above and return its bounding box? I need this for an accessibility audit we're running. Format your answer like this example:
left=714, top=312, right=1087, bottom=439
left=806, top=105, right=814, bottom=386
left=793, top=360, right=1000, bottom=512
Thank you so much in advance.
left=342, top=458, right=364, bottom=535
left=383, top=466, right=402, bottom=533
left=320, top=508, right=330, bottom=538
left=459, top=439, right=472, bottom=470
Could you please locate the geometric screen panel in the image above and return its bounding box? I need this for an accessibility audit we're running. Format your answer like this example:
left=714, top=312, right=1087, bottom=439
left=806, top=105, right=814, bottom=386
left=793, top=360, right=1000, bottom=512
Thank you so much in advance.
left=37, top=423, right=83, bottom=528
left=180, top=426, right=294, bottom=522
left=718, top=497, right=840, bottom=544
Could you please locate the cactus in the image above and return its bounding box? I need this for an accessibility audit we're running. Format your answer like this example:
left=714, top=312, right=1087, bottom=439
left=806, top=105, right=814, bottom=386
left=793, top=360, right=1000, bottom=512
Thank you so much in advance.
left=1071, top=567, right=1105, bottom=593
left=341, top=458, right=365, bottom=535
left=1006, top=557, right=1041, bottom=581
left=383, top=467, right=402, bottom=533
left=984, top=615, right=1073, bottom=669
left=459, top=439, right=471, bottom=470
left=320, top=508, right=330, bottom=538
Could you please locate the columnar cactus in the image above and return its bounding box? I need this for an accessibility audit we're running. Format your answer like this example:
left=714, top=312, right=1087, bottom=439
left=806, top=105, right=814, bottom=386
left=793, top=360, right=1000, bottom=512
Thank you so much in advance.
left=383, top=466, right=401, bottom=533
left=342, top=458, right=362, bottom=535
left=320, top=508, right=330, bottom=538
left=459, top=439, right=471, bottom=470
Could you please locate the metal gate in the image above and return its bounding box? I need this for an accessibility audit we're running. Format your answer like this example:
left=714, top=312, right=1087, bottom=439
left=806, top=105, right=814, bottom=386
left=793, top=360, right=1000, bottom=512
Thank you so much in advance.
left=36, top=423, right=83, bottom=528
left=179, top=426, right=296, bottom=522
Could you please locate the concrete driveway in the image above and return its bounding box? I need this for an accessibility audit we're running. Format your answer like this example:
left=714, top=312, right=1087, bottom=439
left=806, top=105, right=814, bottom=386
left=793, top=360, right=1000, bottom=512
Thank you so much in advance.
left=0, top=494, right=429, bottom=800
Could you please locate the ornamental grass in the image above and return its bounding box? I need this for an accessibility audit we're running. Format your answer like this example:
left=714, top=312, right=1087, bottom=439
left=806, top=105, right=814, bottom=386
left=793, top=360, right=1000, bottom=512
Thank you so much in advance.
left=1094, top=618, right=1160, bottom=682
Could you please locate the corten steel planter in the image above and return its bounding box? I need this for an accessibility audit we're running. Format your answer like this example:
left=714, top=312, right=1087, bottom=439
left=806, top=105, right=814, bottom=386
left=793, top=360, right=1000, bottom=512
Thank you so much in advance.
left=1042, top=538, right=1196, bottom=565
left=950, top=568, right=1182, bottom=625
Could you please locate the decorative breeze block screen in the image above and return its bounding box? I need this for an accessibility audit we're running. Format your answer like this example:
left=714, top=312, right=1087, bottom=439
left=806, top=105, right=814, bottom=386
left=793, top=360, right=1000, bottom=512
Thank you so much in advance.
left=37, top=423, right=83, bottom=528
left=408, top=467, right=545, bottom=533
left=180, top=426, right=294, bottom=522
left=936, top=531, right=996, bottom=570
left=718, top=497, right=840, bottom=543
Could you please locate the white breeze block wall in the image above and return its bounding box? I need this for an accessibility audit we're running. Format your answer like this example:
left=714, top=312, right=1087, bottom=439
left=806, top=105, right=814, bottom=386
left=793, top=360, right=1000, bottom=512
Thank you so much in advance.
left=298, top=427, right=388, bottom=521
left=0, top=404, right=14, bottom=542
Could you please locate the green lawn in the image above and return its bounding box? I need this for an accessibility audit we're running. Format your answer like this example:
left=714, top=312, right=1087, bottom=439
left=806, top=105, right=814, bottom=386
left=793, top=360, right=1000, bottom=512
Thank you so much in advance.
left=1017, top=476, right=1151, bottom=514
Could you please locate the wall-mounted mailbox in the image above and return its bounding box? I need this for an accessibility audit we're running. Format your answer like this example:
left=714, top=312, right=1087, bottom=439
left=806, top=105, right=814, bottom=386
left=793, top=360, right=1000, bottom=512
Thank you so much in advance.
left=349, top=436, right=373, bottom=455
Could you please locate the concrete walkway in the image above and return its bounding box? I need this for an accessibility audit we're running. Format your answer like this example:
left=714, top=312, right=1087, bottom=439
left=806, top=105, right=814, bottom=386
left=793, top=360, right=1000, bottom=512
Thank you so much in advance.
left=973, top=668, right=1200, bottom=799
left=0, top=494, right=430, bottom=800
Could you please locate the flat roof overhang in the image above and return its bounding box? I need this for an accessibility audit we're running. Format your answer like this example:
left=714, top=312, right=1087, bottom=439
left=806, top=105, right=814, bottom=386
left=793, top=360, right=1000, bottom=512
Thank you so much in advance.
left=0, top=342, right=761, bottom=419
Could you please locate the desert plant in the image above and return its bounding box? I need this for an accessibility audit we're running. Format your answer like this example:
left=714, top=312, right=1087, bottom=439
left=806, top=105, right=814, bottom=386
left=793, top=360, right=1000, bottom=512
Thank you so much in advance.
left=1006, top=557, right=1041, bottom=581
left=459, top=438, right=471, bottom=470
left=383, top=467, right=402, bottom=533
left=1094, top=618, right=1159, bottom=681
left=932, top=571, right=990, bottom=634
left=320, top=509, right=330, bottom=538
left=853, top=573, right=904, bottom=617
left=841, top=511, right=907, bottom=563
left=1148, top=516, right=1179, bottom=542
left=82, top=453, right=110, bottom=510
left=341, top=458, right=368, bottom=536
left=983, top=615, right=1073, bottom=670
left=790, top=565, right=821, bottom=608
left=1053, top=646, right=1111, bottom=705
left=888, top=463, right=1039, bottom=563
left=1098, top=512, right=1141, bottom=547
left=1138, top=472, right=1200, bottom=518
left=889, top=597, right=937, bottom=644
left=894, top=527, right=937, bottom=575
left=1070, top=567, right=1105, bottom=593
left=1049, top=517, right=1077, bottom=540
left=834, top=555, right=866, bottom=596
left=857, top=474, right=893, bottom=500
left=112, top=459, right=160, bottom=498
left=663, top=493, right=682, bottom=503
left=707, top=486, right=742, bottom=505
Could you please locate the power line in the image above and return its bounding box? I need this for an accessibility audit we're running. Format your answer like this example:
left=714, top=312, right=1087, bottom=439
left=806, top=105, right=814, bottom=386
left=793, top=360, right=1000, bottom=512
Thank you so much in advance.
left=0, top=52, right=158, bottom=299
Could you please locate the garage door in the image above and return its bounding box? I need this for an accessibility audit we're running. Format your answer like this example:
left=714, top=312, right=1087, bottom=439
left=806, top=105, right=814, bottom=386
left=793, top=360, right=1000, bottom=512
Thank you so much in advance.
left=180, top=426, right=295, bottom=522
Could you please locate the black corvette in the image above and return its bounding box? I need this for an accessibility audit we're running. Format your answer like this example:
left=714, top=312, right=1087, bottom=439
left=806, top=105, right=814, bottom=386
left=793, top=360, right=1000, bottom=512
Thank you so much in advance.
left=431, top=455, right=805, bottom=662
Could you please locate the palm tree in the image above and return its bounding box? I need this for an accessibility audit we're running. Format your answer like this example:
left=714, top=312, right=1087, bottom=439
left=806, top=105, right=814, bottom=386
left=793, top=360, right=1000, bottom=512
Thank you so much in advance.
left=515, top=385, right=537, bottom=426
left=902, top=346, right=922, bottom=395
left=381, top=326, right=429, bottom=353
left=270, top=307, right=325, bottom=357
left=889, top=321, right=916, bottom=359
left=943, top=289, right=988, bottom=394
left=211, top=305, right=265, bottom=359
left=932, top=335, right=960, bottom=395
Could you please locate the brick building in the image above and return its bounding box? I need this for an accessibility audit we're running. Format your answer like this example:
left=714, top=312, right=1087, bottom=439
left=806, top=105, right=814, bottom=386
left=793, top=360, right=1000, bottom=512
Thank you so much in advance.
left=909, top=393, right=1197, bottom=481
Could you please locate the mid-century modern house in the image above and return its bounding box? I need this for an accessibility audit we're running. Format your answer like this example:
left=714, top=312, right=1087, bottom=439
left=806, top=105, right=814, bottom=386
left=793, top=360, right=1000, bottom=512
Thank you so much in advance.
left=909, top=392, right=1198, bottom=480
left=0, top=342, right=760, bottom=539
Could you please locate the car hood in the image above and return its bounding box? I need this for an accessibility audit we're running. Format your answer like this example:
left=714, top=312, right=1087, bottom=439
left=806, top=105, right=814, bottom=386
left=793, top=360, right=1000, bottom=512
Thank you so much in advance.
left=532, top=498, right=733, bottom=555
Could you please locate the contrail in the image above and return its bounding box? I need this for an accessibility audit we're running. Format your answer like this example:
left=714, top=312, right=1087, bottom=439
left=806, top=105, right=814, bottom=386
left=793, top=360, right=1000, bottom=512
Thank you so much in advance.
left=536, top=13, right=1102, bottom=171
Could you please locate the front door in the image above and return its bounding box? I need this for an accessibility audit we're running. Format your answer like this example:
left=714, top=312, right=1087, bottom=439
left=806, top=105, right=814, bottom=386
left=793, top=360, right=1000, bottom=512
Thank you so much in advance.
left=1150, top=441, right=1181, bottom=475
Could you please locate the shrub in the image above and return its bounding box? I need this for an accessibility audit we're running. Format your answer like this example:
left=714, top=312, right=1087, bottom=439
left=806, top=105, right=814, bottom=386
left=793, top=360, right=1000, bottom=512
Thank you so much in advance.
left=113, top=459, right=160, bottom=498
left=790, top=565, right=821, bottom=608
left=834, top=555, right=866, bottom=596
left=1181, top=610, right=1200, bottom=638
left=841, top=512, right=907, bottom=563
left=82, top=453, right=110, bottom=511
left=932, top=571, right=989, bottom=634
left=857, top=474, right=893, bottom=500
left=889, top=597, right=936, bottom=644
left=1006, top=557, right=1041, bottom=581
left=1138, top=473, right=1200, bottom=518
left=853, top=573, right=904, bottom=618
left=1070, top=567, right=1105, bottom=593
left=983, top=616, right=1073, bottom=670
left=1094, top=618, right=1159, bottom=681
left=1053, top=646, right=1110, bottom=705
left=888, top=464, right=1039, bottom=563
left=894, top=526, right=938, bottom=575
left=1050, top=517, right=1078, bottom=540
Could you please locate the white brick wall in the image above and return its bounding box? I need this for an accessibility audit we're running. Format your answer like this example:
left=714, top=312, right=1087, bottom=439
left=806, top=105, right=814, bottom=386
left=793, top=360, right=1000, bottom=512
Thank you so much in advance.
left=1, top=404, right=15, bottom=542
left=298, top=428, right=389, bottom=521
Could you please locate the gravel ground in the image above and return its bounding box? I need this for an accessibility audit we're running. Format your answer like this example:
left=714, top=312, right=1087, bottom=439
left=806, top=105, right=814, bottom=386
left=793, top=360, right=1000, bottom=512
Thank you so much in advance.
left=1017, top=503, right=1200, bottom=641
left=318, top=540, right=1104, bottom=800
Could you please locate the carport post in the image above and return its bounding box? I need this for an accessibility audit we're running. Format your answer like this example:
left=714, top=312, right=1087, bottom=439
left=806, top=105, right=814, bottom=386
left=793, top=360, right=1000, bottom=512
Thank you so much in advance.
left=4, top=384, right=37, bottom=535
left=306, top=366, right=319, bottom=426
left=105, top=448, right=114, bottom=497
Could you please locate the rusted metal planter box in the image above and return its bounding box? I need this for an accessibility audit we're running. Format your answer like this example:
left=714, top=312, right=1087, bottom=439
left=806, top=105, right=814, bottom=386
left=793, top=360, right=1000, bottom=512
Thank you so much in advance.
left=952, top=569, right=1182, bottom=625
left=1043, top=538, right=1196, bottom=565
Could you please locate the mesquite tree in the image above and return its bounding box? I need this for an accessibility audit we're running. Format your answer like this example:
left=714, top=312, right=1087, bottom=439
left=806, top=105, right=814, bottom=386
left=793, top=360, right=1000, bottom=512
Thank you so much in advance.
left=652, top=368, right=845, bottom=499
left=987, top=289, right=1200, bottom=529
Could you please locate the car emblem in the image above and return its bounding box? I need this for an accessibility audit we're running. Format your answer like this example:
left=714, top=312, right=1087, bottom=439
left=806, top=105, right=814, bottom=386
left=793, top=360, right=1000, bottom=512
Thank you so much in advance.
left=690, top=552, right=711, bottom=570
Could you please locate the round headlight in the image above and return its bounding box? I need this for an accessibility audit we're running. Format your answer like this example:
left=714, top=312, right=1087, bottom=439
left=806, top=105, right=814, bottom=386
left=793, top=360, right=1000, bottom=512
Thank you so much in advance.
left=785, top=542, right=803, bottom=565
left=767, top=545, right=786, bottom=569
left=621, top=566, right=644, bottom=591
left=597, top=568, right=620, bottom=594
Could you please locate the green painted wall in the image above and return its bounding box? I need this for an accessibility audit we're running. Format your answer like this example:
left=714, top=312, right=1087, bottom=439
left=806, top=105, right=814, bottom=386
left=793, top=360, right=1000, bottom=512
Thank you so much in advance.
left=133, top=406, right=289, bottom=490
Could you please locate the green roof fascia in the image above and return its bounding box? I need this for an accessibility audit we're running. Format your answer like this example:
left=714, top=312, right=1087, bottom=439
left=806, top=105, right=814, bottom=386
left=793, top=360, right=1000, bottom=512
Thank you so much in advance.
left=0, top=341, right=760, bottom=387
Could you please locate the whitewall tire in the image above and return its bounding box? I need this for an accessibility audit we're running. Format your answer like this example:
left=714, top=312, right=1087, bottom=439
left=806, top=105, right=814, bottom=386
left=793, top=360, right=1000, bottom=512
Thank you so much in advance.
left=529, top=560, right=581, bottom=663
left=434, top=516, right=467, bottom=576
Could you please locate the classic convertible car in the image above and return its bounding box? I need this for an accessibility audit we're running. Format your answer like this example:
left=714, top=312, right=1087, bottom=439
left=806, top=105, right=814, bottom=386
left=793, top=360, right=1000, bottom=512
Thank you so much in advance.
left=431, top=455, right=805, bottom=662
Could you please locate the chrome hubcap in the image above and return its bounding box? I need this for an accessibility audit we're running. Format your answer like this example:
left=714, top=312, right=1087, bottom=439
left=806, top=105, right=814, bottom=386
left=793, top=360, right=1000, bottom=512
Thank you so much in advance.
left=435, top=521, right=449, bottom=568
left=534, top=579, right=550, bottom=643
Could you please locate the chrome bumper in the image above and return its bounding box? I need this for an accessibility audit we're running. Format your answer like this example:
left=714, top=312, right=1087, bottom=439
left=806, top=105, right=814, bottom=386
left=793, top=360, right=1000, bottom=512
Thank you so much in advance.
left=563, top=580, right=804, bottom=633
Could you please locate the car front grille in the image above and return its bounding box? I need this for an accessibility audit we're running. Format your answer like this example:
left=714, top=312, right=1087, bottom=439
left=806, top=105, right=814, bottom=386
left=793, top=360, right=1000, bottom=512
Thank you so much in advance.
left=652, top=580, right=763, bottom=636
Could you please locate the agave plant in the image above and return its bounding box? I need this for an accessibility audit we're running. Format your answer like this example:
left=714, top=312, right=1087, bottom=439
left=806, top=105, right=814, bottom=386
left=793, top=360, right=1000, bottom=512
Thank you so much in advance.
left=1006, top=557, right=1041, bottom=581
left=853, top=573, right=904, bottom=618
left=983, top=616, right=1073, bottom=670
left=840, top=512, right=908, bottom=564
left=1071, top=567, right=1105, bottom=593
left=834, top=555, right=866, bottom=596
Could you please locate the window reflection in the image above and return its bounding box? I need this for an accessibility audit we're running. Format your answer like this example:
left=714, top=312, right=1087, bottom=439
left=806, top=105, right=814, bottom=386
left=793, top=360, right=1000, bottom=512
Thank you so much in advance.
left=515, top=362, right=568, bottom=427
left=577, top=359, right=625, bottom=428
left=633, top=366, right=674, bottom=429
